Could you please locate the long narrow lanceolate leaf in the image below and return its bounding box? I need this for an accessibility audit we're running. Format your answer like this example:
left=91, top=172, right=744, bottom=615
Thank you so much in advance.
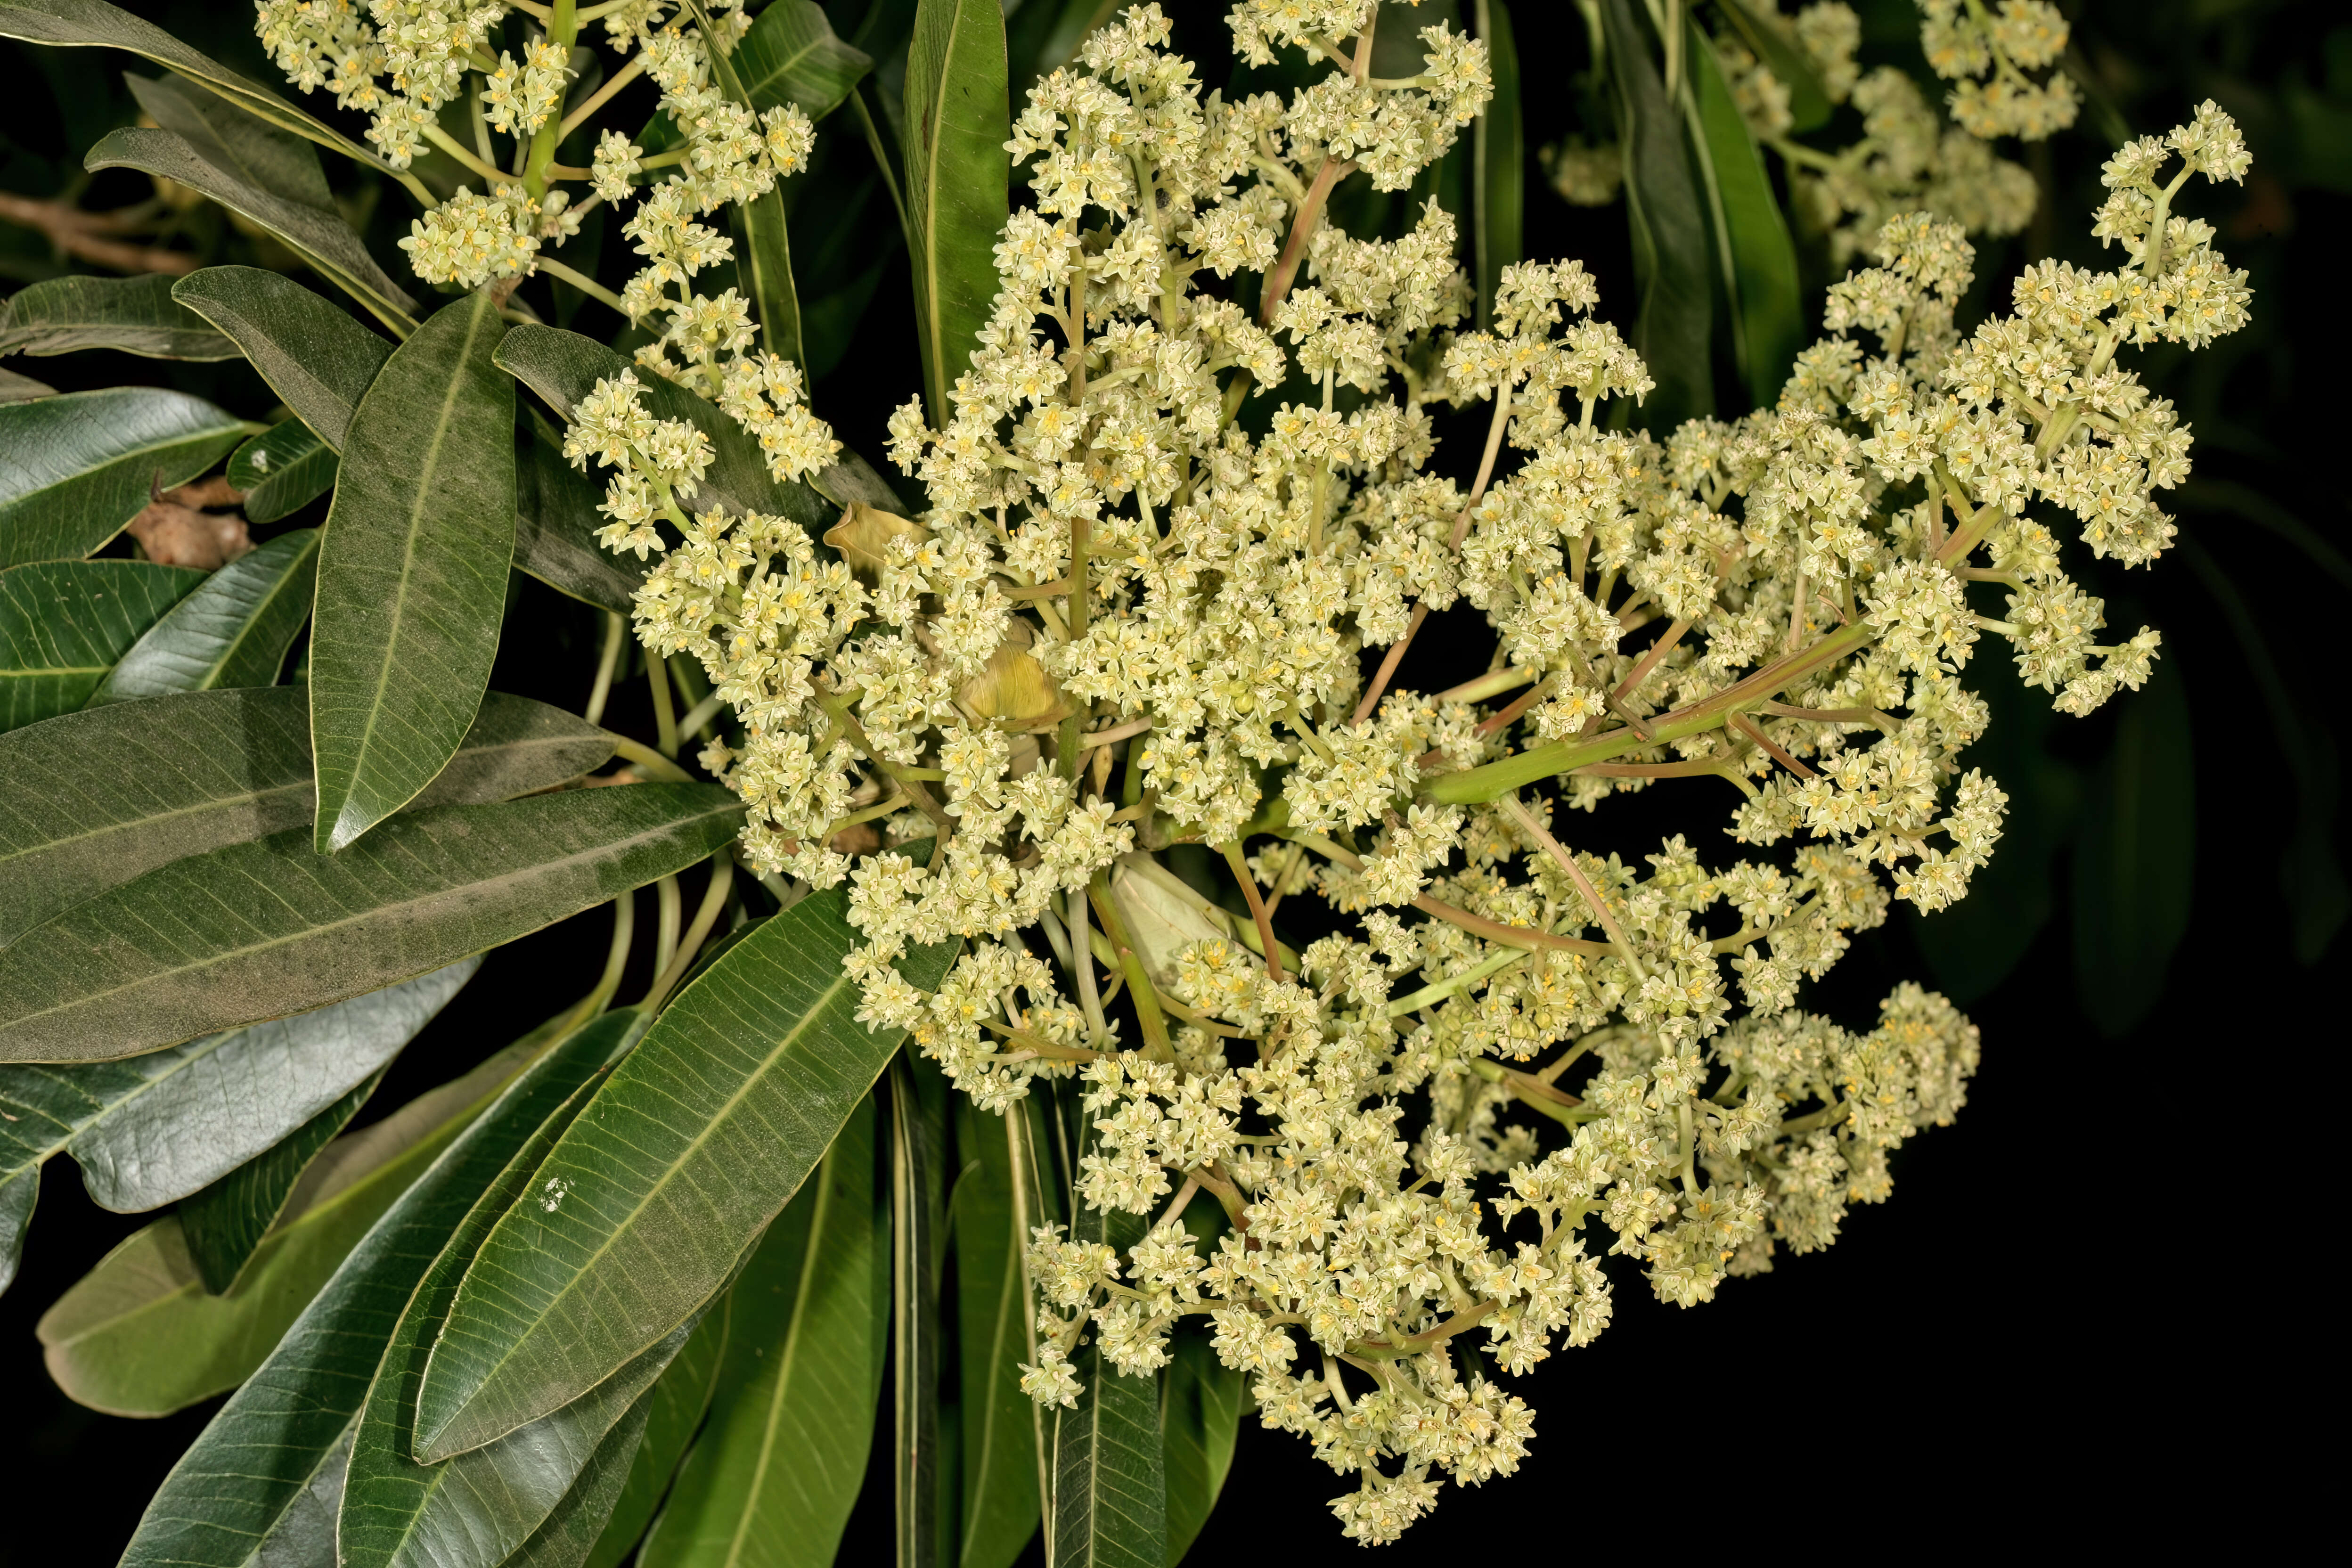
left=0, top=783, right=739, bottom=1062
left=735, top=0, right=873, bottom=120
left=1471, top=0, right=1522, bottom=335
left=178, top=1069, right=385, bottom=1294
left=0, top=389, right=251, bottom=566
left=171, top=265, right=395, bottom=447
left=892, top=1056, right=947, bottom=1568
left=1051, top=1191, right=1165, bottom=1568
left=689, top=0, right=810, bottom=372
left=0, top=0, right=416, bottom=180
left=903, top=0, right=1007, bottom=426
left=341, top=1022, right=710, bottom=1568
left=0, top=272, right=237, bottom=359
left=114, top=1013, right=619, bottom=1566
left=1603, top=0, right=1711, bottom=429
left=39, top=1019, right=586, bottom=1418
left=0, top=560, right=204, bottom=728
left=1159, top=1331, right=1242, bottom=1566
left=1687, top=17, right=1802, bottom=409
left=507, top=1388, right=662, bottom=1568
left=86, top=527, right=319, bottom=704
left=312, top=291, right=516, bottom=853
left=89, top=74, right=417, bottom=332
left=582, top=1299, right=736, bottom=1568
left=226, top=417, right=338, bottom=523
left=954, top=1094, right=1055, bottom=1568
left=517, top=409, right=647, bottom=614
left=0, top=686, right=621, bottom=947
left=411, top=890, right=957, bottom=1462
left=637, top=1097, right=886, bottom=1568
left=1711, top=0, right=1832, bottom=133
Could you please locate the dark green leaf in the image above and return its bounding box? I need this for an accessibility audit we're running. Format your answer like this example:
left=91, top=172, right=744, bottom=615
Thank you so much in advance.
left=892, top=1055, right=946, bottom=1568
left=581, top=1302, right=735, bottom=1568
left=903, top=0, right=1008, bottom=426
left=112, top=1011, right=618, bottom=1563
left=340, top=1018, right=708, bottom=1568
left=1158, top=1331, right=1241, bottom=1567
left=1050, top=1188, right=1164, bottom=1568
left=410, top=889, right=955, bottom=1462
left=178, top=1069, right=385, bottom=1295
left=738, top=188, right=808, bottom=369
left=89, top=74, right=417, bottom=332
left=0, top=272, right=237, bottom=359
left=2072, top=653, right=2195, bottom=1037
left=1686, top=16, right=1801, bottom=409
left=171, top=265, right=395, bottom=448
left=0, top=782, right=740, bottom=1063
left=87, top=527, right=319, bottom=703
left=734, top=0, right=874, bottom=121
left=0, top=560, right=205, bottom=727
left=1603, top=0, right=1710, bottom=428
left=517, top=409, right=648, bottom=614
left=1472, top=0, right=1522, bottom=335
left=688, top=1, right=812, bottom=373
left=228, top=418, right=338, bottom=523
left=0, top=1163, right=34, bottom=1295
left=495, top=324, right=832, bottom=534
left=311, top=292, right=516, bottom=853
left=636, top=1096, right=886, bottom=1568
left=506, top=1386, right=662, bottom=1568
left=0, top=686, right=621, bottom=948
left=1710, top=0, right=1832, bottom=134
left=0, top=389, right=252, bottom=566
left=0, top=0, right=418, bottom=180
left=953, top=1094, right=1054, bottom=1568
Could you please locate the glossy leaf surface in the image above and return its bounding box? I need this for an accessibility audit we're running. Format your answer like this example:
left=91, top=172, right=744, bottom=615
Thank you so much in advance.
left=0, top=388, right=249, bottom=565
left=0, top=560, right=204, bottom=728
left=178, top=1068, right=384, bottom=1295
left=86, top=527, right=319, bottom=703
left=954, top=1094, right=1054, bottom=1568
left=310, top=291, right=516, bottom=853
left=506, top=1387, right=662, bottom=1568
left=735, top=0, right=872, bottom=120
left=581, top=1301, right=735, bottom=1568
left=227, top=417, right=338, bottom=523
left=113, top=1014, right=614, bottom=1564
left=412, top=890, right=955, bottom=1462
left=0, top=782, right=740, bottom=1062
left=637, top=1098, right=885, bottom=1568
left=903, top=0, right=1007, bottom=425
left=891, top=1056, right=945, bottom=1568
left=516, top=408, right=646, bottom=613
left=0, top=272, right=236, bottom=359
left=171, top=265, right=394, bottom=447
left=1159, top=1331, right=1241, bottom=1566
left=0, top=686, right=619, bottom=948
left=1688, top=18, right=1802, bottom=409
left=1604, top=0, right=1711, bottom=428
left=1050, top=1190, right=1165, bottom=1568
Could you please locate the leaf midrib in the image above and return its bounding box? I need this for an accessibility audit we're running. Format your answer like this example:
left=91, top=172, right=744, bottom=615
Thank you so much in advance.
left=722, top=1147, right=838, bottom=1567
left=0, top=407, right=242, bottom=513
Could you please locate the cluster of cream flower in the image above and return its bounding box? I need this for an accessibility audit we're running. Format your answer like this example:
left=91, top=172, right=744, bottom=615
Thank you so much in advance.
left=1714, top=0, right=2044, bottom=264
left=537, top=0, right=2245, bottom=1541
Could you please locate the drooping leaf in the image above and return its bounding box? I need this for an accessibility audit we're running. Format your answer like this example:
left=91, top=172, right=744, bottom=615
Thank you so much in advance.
left=38, top=1014, right=590, bottom=1419
left=0, top=559, right=206, bottom=728
left=0, top=782, right=740, bottom=1063
left=734, top=0, right=874, bottom=121
left=410, top=888, right=956, bottom=1462
left=89, top=73, right=417, bottom=332
left=494, top=324, right=832, bottom=532
left=340, top=1019, right=710, bottom=1568
left=227, top=417, right=338, bottom=523
left=516, top=408, right=647, bottom=614
left=902, top=0, right=1008, bottom=426
left=953, top=1094, right=1056, bottom=1568
left=0, top=686, right=621, bottom=947
left=310, top=291, right=516, bottom=852
left=178, top=1069, right=385, bottom=1295
left=0, top=0, right=417, bottom=180
left=2073, top=656, right=2195, bottom=1037
left=1687, top=16, right=1802, bottom=409
left=1159, top=1330, right=1242, bottom=1566
left=1471, top=0, right=1522, bottom=335
left=171, top=265, right=395, bottom=448
left=1603, top=0, right=1711, bottom=429
left=86, top=527, right=319, bottom=704
left=112, top=1010, right=618, bottom=1565
left=636, top=1096, right=886, bottom=1568
left=1710, top=0, right=1832, bottom=133
left=891, top=1054, right=947, bottom=1568
left=1050, top=1179, right=1165, bottom=1568
left=581, top=1300, right=736, bottom=1568
left=0, top=272, right=237, bottom=359
left=0, top=388, right=252, bottom=566
left=505, top=1385, right=663, bottom=1568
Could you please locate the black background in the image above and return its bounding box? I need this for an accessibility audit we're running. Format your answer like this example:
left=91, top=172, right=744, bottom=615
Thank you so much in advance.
left=1, top=0, right=2337, bottom=1560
